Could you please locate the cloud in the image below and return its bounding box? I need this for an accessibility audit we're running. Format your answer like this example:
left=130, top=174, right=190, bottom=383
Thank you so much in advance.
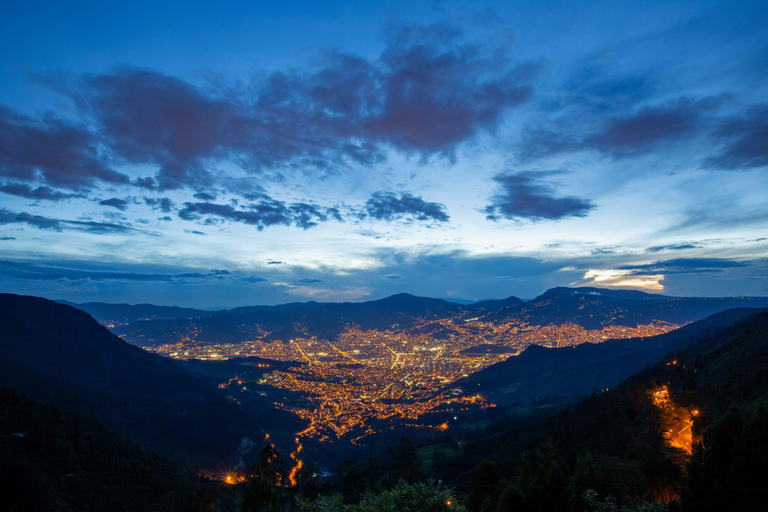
left=0, top=183, right=81, bottom=201
left=557, top=73, right=654, bottom=112
left=193, top=191, right=217, bottom=200
left=243, top=276, right=268, bottom=283
left=177, top=195, right=339, bottom=230
left=0, top=207, right=151, bottom=235
left=184, top=229, right=206, bottom=235
left=144, top=197, right=175, bottom=213
left=705, top=104, right=768, bottom=170
left=516, top=96, right=722, bottom=161
left=99, top=197, right=129, bottom=210
left=646, top=243, right=701, bottom=252
left=1, top=236, right=16, bottom=240
left=363, top=191, right=449, bottom=222
left=64, top=219, right=150, bottom=235
left=267, top=260, right=284, bottom=265
left=617, top=257, right=749, bottom=275
left=0, top=106, right=128, bottom=188
left=294, top=278, right=323, bottom=285
left=362, top=23, right=535, bottom=155
left=0, top=260, right=231, bottom=282
left=590, top=247, right=617, bottom=255
left=585, top=98, right=717, bottom=156
left=582, top=269, right=665, bottom=291
left=0, top=208, right=64, bottom=231
left=484, top=170, right=595, bottom=221
left=24, top=22, right=533, bottom=194
left=79, top=70, right=253, bottom=190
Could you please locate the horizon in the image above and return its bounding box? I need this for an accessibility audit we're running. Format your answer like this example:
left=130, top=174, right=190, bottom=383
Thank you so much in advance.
left=1, top=0, right=767, bottom=308
left=49, top=285, right=768, bottom=311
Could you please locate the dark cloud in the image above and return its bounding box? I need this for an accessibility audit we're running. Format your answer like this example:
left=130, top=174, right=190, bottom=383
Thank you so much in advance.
left=585, top=98, right=717, bottom=156
left=178, top=195, right=339, bottom=230
left=64, top=219, right=148, bottom=235
left=0, top=208, right=63, bottom=231
left=184, top=229, right=206, bottom=235
left=0, top=260, right=229, bottom=282
left=363, top=23, right=535, bottom=155
left=144, top=197, right=175, bottom=213
left=705, top=104, right=768, bottom=170
left=81, top=70, right=251, bottom=190
left=646, top=243, right=701, bottom=252
left=484, top=170, right=595, bottom=221
left=23, top=23, right=532, bottom=193
left=0, top=106, right=128, bottom=188
left=0, top=183, right=81, bottom=201
left=294, top=278, right=322, bottom=285
left=0, top=207, right=150, bottom=235
left=99, top=197, right=129, bottom=211
left=134, top=176, right=157, bottom=190
left=363, top=191, right=449, bottom=222
left=515, top=129, right=579, bottom=162
left=617, top=257, right=749, bottom=275
left=267, top=260, right=284, bottom=265
left=1, top=236, right=16, bottom=240
left=159, top=216, right=172, bottom=221
left=243, top=276, right=268, bottom=283
left=590, top=247, right=617, bottom=255
left=517, top=97, right=722, bottom=161
left=193, top=191, right=217, bottom=201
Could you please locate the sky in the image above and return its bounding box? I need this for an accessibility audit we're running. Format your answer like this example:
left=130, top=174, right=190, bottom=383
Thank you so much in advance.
left=1, top=0, right=767, bottom=308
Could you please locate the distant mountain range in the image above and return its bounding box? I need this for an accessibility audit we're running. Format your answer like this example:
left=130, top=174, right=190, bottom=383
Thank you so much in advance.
left=56, top=299, right=211, bottom=324
left=62, top=287, right=768, bottom=347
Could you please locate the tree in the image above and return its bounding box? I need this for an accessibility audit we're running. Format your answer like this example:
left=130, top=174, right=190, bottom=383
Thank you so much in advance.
left=297, top=480, right=466, bottom=512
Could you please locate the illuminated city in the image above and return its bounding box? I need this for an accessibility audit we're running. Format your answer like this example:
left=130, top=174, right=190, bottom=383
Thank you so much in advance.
left=145, top=314, right=680, bottom=444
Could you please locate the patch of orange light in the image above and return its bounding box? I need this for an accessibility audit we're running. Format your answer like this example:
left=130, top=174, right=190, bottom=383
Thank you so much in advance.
left=223, top=471, right=244, bottom=485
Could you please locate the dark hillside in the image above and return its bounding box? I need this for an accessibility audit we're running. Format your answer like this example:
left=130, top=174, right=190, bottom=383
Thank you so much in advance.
left=417, top=309, right=768, bottom=511
left=0, top=388, right=227, bottom=512
left=0, top=293, right=263, bottom=466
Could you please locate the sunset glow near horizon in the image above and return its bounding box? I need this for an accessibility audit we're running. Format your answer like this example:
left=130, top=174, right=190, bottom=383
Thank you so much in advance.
left=1, top=0, right=766, bottom=308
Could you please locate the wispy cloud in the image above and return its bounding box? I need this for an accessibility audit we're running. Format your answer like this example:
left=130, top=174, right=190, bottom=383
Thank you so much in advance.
left=516, top=96, right=722, bottom=161
left=705, top=104, right=768, bottom=170
left=0, top=183, right=82, bottom=201
left=99, top=197, right=130, bottom=210
left=0, top=208, right=152, bottom=235
left=646, top=242, right=701, bottom=252
left=617, top=257, right=750, bottom=275
left=0, top=260, right=231, bottom=282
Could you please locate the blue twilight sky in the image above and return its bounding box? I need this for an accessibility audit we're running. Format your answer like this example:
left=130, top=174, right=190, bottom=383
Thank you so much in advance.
left=1, top=0, right=767, bottom=308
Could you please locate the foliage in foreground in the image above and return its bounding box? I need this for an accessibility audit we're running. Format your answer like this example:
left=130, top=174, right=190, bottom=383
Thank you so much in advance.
left=582, top=490, right=666, bottom=512
left=297, top=480, right=467, bottom=512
